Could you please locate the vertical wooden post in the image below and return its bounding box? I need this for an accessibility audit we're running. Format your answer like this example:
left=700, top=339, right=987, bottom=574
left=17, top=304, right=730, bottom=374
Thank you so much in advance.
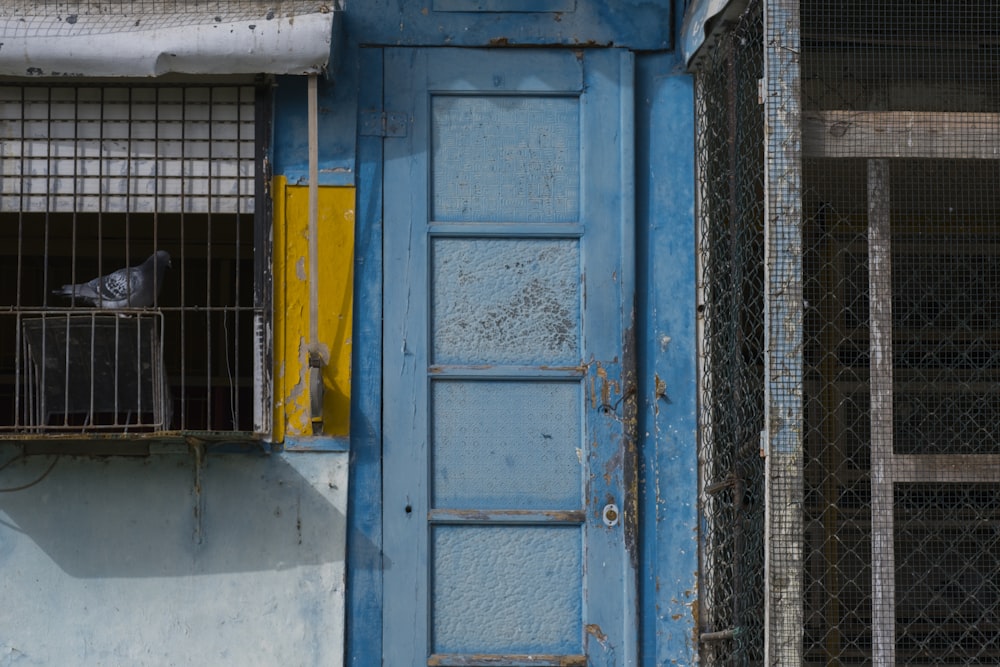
left=763, top=0, right=804, bottom=664
left=763, top=0, right=804, bottom=665
left=868, top=158, right=896, bottom=666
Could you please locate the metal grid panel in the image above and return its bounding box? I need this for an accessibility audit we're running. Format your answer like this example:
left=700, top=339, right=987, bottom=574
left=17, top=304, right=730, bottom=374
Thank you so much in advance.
left=798, top=1, right=1000, bottom=665
left=699, top=0, right=1000, bottom=664
left=694, top=2, right=766, bottom=664
left=0, top=86, right=255, bottom=214
left=0, top=83, right=268, bottom=435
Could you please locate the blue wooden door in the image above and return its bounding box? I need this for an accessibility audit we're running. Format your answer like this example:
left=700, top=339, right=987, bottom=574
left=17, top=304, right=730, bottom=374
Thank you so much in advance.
left=383, top=48, right=636, bottom=666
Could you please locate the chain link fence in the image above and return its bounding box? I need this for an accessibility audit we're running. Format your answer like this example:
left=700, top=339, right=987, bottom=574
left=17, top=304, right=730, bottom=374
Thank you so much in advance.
left=696, top=0, right=1000, bottom=664
left=694, top=2, right=766, bottom=664
left=800, top=1, right=1000, bottom=664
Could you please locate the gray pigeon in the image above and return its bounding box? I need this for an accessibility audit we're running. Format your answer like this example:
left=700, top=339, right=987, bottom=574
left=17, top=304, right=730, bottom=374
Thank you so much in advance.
left=53, top=250, right=172, bottom=308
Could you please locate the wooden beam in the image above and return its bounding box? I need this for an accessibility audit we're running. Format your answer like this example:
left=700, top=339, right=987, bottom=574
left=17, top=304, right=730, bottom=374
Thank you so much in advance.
left=890, top=455, right=1000, bottom=484
left=803, top=110, right=1000, bottom=159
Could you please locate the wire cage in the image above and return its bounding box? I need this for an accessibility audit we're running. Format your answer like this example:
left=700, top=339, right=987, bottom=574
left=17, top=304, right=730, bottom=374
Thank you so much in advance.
left=20, top=313, right=169, bottom=431
left=0, top=82, right=271, bottom=436
left=695, top=0, right=1000, bottom=664
left=797, top=1, right=1000, bottom=664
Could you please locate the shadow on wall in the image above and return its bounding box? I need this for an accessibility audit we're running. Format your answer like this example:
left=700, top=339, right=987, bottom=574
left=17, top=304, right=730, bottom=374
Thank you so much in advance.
left=0, top=447, right=353, bottom=578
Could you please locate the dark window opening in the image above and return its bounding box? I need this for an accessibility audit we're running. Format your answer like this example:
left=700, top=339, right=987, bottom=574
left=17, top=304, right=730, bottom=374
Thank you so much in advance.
left=0, top=84, right=270, bottom=436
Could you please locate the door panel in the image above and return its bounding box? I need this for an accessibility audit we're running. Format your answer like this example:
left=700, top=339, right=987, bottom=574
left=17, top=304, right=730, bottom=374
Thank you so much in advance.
left=383, top=47, right=635, bottom=666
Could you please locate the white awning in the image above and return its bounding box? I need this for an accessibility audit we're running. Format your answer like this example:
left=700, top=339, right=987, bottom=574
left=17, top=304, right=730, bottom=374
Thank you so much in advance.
left=680, top=0, right=749, bottom=70
left=0, top=2, right=338, bottom=78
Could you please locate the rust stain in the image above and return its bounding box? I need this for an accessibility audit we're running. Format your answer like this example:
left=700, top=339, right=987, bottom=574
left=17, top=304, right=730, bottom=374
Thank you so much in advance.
left=621, top=317, right=640, bottom=570
left=489, top=36, right=511, bottom=46
left=585, top=623, right=608, bottom=644
left=604, top=446, right=622, bottom=488
left=654, top=373, right=671, bottom=414
left=690, top=598, right=700, bottom=647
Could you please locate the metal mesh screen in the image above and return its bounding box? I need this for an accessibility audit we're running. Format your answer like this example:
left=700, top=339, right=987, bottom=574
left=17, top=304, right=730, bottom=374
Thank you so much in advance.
left=798, top=0, right=1000, bottom=665
left=694, top=2, right=766, bottom=664
left=699, top=0, right=1000, bottom=663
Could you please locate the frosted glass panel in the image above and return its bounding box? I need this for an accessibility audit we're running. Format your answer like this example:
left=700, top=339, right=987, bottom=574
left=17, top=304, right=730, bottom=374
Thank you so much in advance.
left=432, top=238, right=580, bottom=365
left=432, top=525, right=582, bottom=654
left=432, top=380, right=582, bottom=509
left=431, top=95, right=580, bottom=223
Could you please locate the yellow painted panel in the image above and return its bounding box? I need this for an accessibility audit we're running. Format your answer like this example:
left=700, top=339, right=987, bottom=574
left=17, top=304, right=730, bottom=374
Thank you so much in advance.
left=272, top=176, right=355, bottom=440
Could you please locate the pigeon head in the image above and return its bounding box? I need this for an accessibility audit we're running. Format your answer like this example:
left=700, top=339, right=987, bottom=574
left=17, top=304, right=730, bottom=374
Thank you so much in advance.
left=150, top=250, right=172, bottom=274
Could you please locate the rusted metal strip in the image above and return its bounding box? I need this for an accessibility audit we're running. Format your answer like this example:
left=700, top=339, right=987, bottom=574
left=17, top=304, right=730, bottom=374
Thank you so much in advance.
left=700, top=628, right=736, bottom=642
left=703, top=473, right=736, bottom=495
left=428, top=654, right=586, bottom=666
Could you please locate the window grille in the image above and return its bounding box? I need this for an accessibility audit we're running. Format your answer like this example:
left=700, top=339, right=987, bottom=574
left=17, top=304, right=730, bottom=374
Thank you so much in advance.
left=696, top=0, right=1000, bottom=664
left=0, top=83, right=270, bottom=436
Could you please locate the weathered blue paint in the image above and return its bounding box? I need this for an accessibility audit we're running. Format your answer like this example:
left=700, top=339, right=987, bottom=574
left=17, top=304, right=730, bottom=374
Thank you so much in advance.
left=635, top=53, right=699, bottom=664
left=345, top=46, right=700, bottom=667
left=270, top=0, right=676, bottom=187
left=350, top=0, right=671, bottom=50
left=345, top=47, right=385, bottom=667
left=0, top=446, right=348, bottom=666
left=379, top=47, right=638, bottom=664
left=0, top=3, right=697, bottom=666
left=272, top=72, right=358, bottom=187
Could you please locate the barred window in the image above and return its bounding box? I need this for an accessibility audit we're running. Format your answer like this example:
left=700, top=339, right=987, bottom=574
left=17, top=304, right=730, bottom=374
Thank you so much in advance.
left=0, top=83, right=271, bottom=437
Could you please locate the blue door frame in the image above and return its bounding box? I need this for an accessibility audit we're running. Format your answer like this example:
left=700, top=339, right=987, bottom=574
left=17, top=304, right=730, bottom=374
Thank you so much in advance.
left=347, top=47, right=698, bottom=667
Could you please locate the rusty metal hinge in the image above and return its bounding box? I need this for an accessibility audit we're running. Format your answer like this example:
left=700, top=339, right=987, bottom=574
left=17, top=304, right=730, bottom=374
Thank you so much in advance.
left=360, top=111, right=407, bottom=137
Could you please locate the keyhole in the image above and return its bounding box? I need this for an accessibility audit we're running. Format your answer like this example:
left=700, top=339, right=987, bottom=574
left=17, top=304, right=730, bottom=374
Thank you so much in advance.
left=405, top=504, right=412, bottom=514
left=603, top=503, right=619, bottom=527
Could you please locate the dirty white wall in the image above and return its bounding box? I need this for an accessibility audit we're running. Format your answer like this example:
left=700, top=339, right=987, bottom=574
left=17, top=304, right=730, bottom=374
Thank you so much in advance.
left=0, top=446, right=347, bottom=667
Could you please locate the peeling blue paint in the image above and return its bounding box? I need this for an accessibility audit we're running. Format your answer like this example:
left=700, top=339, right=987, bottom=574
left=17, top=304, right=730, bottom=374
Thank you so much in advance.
left=636, top=54, right=699, bottom=664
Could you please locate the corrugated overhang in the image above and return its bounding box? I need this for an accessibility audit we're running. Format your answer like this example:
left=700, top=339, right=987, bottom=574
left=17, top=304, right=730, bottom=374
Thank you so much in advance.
left=680, top=0, right=749, bottom=71
left=0, top=1, right=338, bottom=78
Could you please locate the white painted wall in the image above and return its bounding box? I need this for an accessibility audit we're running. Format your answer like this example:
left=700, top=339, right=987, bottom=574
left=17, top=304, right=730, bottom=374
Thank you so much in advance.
left=0, top=447, right=347, bottom=667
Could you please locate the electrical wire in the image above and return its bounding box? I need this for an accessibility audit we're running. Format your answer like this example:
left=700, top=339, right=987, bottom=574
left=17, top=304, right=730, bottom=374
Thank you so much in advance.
left=0, top=454, right=58, bottom=493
